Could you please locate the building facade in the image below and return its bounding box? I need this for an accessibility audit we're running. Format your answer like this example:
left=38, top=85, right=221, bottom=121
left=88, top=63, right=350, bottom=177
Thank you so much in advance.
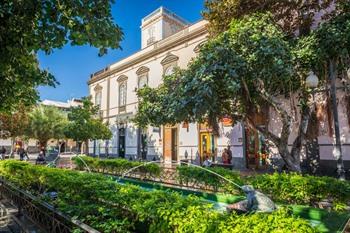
left=88, top=7, right=350, bottom=173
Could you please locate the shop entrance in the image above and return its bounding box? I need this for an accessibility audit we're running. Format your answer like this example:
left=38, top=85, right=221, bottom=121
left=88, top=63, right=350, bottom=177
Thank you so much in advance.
left=118, top=128, right=125, bottom=158
left=163, top=126, right=178, bottom=163
left=198, top=123, right=216, bottom=164
left=246, top=129, right=268, bottom=169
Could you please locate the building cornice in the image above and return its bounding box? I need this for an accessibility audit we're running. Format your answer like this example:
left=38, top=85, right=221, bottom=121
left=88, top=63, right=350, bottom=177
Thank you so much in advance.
left=88, top=21, right=208, bottom=85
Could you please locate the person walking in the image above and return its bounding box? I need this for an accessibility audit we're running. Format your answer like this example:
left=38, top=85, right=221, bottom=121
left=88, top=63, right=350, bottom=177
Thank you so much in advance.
left=0, top=146, right=6, bottom=160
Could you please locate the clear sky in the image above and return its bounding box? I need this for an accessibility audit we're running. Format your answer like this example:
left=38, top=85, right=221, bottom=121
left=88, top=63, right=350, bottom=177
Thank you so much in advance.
left=37, top=0, right=205, bottom=102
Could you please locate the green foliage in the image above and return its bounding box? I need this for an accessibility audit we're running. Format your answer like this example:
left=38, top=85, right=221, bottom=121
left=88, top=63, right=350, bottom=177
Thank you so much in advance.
left=0, top=105, right=30, bottom=139
left=0, top=160, right=317, bottom=233
left=65, top=97, right=112, bottom=142
left=176, top=166, right=243, bottom=194
left=202, top=0, right=336, bottom=36
left=295, top=1, right=350, bottom=79
left=0, top=0, right=123, bottom=111
left=247, top=173, right=350, bottom=211
left=72, top=155, right=161, bottom=177
left=136, top=13, right=295, bottom=129
left=175, top=167, right=350, bottom=211
left=26, top=105, right=68, bottom=146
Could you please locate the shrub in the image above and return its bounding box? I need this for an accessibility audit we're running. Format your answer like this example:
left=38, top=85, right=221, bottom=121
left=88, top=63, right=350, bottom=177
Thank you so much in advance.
left=72, top=155, right=161, bottom=177
left=247, top=172, right=350, bottom=211
left=176, top=166, right=243, bottom=194
left=0, top=160, right=317, bottom=233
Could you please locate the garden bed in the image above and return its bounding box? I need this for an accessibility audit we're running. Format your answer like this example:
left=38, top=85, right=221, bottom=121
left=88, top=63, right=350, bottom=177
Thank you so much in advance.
left=116, top=176, right=350, bottom=233
left=0, top=160, right=320, bottom=233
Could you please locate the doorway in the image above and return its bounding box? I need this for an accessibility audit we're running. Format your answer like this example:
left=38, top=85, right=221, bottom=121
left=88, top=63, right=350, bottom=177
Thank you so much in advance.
left=245, top=129, right=268, bottom=169
left=118, top=127, right=125, bottom=158
left=199, top=132, right=215, bottom=163
left=163, top=126, right=178, bottom=163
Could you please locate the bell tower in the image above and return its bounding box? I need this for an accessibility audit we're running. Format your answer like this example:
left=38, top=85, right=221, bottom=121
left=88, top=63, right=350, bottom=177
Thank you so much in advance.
left=141, top=7, right=188, bottom=49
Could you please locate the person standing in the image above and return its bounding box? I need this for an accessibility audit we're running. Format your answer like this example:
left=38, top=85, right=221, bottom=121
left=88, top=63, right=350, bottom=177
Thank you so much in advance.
left=0, top=146, right=6, bottom=160
left=222, top=149, right=228, bottom=164
left=19, top=147, right=25, bottom=161
left=227, top=145, right=233, bottom=165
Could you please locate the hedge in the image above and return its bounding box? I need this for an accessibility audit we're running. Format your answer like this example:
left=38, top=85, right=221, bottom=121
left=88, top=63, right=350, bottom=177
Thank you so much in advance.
left=72, top=155, right=161, bottom=177
left=0, top=160, right=316, bottom=233
left=72, top=157, right=350, bottom=211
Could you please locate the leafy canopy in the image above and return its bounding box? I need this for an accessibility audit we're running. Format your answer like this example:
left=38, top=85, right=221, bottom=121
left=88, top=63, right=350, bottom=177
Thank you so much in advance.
left=0, top=0, right=123, bottom=112
left=65, top=97, right=112, bottom=142
left=203, top=0, right=336, bottom=36
left=26, top=105, right=68, bottom=146
left=136, top=14, right=296, bottom=129
left=0, top=105, right=30, bottom=139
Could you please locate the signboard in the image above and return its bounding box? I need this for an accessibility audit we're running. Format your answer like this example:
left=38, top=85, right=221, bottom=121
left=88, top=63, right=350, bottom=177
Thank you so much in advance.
left=221, top=116, right=233, bottom=127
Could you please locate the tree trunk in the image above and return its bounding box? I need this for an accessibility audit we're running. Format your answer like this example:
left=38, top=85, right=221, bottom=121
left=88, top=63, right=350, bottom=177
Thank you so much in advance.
left=10, top=137, right=15, bottom=157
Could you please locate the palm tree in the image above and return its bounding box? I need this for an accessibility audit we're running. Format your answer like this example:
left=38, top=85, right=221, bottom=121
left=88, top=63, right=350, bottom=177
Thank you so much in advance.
left=27, top=105, right=68, bottom=150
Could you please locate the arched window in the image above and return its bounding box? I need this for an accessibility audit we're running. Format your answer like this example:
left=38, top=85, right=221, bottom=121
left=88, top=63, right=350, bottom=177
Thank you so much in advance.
left=138, top=75, right=148, bottom=88
left=95, top=92, right=102, bottom=108
left=161, top=53, right=178, bottom=76
left=164, top=65, right=175, bottom=76
left=136, top=66, right=149, bottom=89
left=94, top=84, right=103, bottom=108
left=119, top=81, right=127, bottom=107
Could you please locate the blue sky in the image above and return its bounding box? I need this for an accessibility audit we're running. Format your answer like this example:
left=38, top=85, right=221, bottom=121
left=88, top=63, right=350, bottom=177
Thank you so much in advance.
left=38, top=0, right=205, bottom=102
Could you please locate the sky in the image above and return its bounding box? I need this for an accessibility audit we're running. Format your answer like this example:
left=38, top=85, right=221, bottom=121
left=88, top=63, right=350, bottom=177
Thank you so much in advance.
left=37, top=0, right=205, bottom=102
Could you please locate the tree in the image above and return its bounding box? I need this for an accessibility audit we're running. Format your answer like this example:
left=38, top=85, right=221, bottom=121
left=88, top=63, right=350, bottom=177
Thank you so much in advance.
left=203, top=0, right=337, bottom=36
left=0, top=1, right=123, bottom=112
left=136, top=14, right=305, bottom=171
left=65, top=97, right=112, bottom=153
left=26, top=105, right=68, bottom=149
left=0, top=106, right=30, bottom=154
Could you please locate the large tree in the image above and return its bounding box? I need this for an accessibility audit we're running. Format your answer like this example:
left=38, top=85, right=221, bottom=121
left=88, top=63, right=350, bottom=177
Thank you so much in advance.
left=136, top=3, right=350, bottom=172
left=0, top=106, right=30, bottom=154
left=26, top=105, right=68, bottom=149
left=65, top=97, right=112, bottom=153
left=0, top=0, right=123, bottom=112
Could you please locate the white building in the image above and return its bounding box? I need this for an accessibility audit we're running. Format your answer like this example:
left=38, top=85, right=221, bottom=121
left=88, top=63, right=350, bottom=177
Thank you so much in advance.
left=88, top=7, right=350, bottom=173
left=88, top=7, right=246, bottom=168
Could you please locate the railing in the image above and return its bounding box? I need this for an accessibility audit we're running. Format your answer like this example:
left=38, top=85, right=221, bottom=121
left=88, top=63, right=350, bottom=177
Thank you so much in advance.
left=0, top=178, right=100, bottom=233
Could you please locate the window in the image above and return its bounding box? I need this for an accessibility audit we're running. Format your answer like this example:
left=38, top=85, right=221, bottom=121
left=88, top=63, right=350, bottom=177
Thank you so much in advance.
left=161, top=53, right=178, bottom=76
left=95, top=91, right=102, bottom=108
left=164, top=65, right=175, bottom=76
left=136, top=66, right=150, bottom=89
left=138, top=75, right=148, bottom=88
left=119, top=81, right=127, bottom=107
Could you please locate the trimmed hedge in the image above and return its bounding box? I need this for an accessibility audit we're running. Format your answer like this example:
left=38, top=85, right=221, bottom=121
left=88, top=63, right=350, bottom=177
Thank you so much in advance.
left=72, top=155, right=161, bottom=177
left=176, top=166, right=243, bottom=194
left=247, top=172, right=350, bottom=211
left=177, top=166, right=350, bottom=211
left=0, top=160, right=317, bottom=233
left=72, top=157, right=350, bottom=211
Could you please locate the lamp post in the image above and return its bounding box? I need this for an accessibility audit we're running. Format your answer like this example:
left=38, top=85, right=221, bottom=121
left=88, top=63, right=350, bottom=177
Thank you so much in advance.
left=306, top=70, right=345, bottom=180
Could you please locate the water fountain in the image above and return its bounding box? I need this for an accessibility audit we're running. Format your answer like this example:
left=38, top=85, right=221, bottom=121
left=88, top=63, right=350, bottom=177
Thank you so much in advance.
left=120, top=159, right=276, bottom=213
left=70, top=155, right=92, bottom=173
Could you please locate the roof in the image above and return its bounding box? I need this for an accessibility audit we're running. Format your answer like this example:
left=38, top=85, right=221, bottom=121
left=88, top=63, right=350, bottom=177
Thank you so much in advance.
left=88, top=20, right=208, bottom=85
left=41, top=99, right=82, bottom=109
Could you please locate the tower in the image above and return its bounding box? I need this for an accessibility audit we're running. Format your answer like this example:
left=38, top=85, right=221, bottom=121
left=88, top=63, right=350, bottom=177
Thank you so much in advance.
left=141, top=7, right=189, bottom=49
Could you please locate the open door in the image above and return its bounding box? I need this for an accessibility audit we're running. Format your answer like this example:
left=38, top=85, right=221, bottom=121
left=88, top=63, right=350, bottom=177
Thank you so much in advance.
left=163, top=125, right=178, bottom=163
